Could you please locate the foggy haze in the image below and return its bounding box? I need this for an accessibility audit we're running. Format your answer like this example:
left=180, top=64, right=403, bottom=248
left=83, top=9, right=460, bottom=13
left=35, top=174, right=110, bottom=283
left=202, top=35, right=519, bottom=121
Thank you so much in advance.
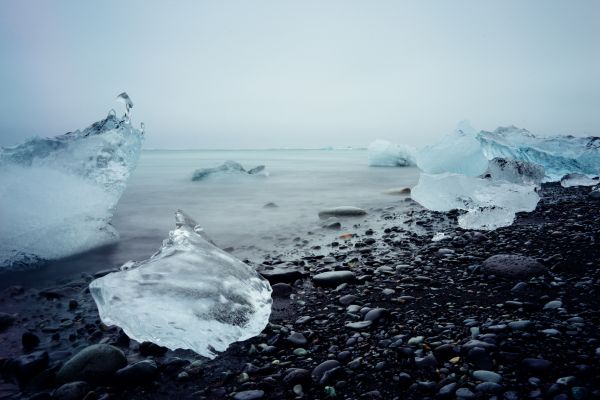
left=0, top=0, right=599, bottom=149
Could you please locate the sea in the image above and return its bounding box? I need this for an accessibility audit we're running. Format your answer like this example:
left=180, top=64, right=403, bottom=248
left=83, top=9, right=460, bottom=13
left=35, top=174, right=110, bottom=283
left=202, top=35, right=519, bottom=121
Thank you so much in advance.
left=2, top=149, right=421, bottom=288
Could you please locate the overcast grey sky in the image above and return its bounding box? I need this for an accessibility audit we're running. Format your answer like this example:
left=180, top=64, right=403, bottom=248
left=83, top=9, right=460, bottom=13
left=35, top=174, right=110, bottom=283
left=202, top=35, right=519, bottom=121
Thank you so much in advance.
left=0, top=1, right=598, bottom=149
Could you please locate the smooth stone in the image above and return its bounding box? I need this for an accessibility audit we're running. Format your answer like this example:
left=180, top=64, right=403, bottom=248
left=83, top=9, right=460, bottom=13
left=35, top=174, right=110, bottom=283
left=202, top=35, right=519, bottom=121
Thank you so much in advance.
left=455, top=388, right=476, bottom=399
left=56, top=344, right=127, bottom=384
left=364, top=308, right=388, bottom=322
left=312, top=360, right=341, bottom=385
left=481, top=254, right=545, bottom=279
left=313, top=271, right=355, bottom=287
left=271, top=283, right=293, bottom=298
left=438, top=382, right=457, bottom=397
left=258, top=266, right=305, bottom=284
left=283, top=368, right=310, bottom=386
left=114, top=360, right=158, bottom=387
left=13, top=351, right=49, bottom=381
left=338, top=294, right=358, bottom=305
left=22, top=332, right=40, bottom=350
left=473, top=370, right=502, bottom=383
left=543, top=300, right=562, bottom=310
left=233, top=390, right=265, bottom=400
left=287, top=332, right=308, bottom=346
left=475, top=382, right=503, bottom=394
left=52, top=381, right=89, bottom=400
left=318, top=206, right=367, bottom=218
left=508, top=320, right=532, bottom=330
left=345, top=321, right=372, bottom=330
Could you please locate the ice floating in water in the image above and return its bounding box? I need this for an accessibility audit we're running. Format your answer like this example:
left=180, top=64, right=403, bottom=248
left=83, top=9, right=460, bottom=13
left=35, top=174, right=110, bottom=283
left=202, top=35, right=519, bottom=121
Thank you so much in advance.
left=560, top=173, right=598, bottom=187
left=416, top=121, right=489, bottom=177
left=411, top=173, right=539, bottom=230
left=477, top=126, right=600, bottom=181
left=368, top=139, right=415, bottom=167
left=89, top=210, right=272, bottom=359
left=0, top=101, right=143, bottom=269
left=484, top=158, right=545, bottom=186
left=192, top=160, right=269, bottom=181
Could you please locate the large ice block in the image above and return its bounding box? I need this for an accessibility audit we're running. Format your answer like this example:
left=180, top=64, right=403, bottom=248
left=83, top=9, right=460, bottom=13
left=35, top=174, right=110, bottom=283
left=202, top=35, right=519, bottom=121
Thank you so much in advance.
left=478, top=126, right=600, bottom=181
left=411, top=173, right=539, bottom=230
left=416, top=121, right=489, bottom=176
left=89, top=210, right=273, bottom=359
left=0, top=104, right=143, bottom=269
left=368, top=139, right=415, bottom=167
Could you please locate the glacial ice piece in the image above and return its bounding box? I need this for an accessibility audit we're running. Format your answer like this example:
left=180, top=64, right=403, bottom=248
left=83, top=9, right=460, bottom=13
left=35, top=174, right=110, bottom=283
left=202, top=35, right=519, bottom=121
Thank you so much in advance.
left=0, top=106, right=143, bottom=269
left=477, top=126, right=600, bottom=181
left=411, top=173, right=539, bottom=230
left=192, top=161, right=269, bottom=181
left=89, top=210, right=272, bottom=359
left=560, top=173, right=598, bottom=187
left=416, top=121, right=489, bottom=176
left=484, top=158, right=545, bottom=186
left=368, top=139, right=416, bottom=167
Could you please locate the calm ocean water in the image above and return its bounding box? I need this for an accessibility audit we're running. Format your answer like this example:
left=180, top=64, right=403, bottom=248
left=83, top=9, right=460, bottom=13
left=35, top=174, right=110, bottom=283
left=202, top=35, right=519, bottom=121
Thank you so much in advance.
left=3, top=149, right=420, bottom=287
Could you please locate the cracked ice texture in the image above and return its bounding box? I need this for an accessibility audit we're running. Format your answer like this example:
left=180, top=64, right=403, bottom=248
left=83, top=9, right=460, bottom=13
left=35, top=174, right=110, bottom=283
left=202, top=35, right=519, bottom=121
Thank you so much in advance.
left=477, top=126, right=600, bottom=181
left=89, top=210, right=272, bottom=359
left=0, top=112, right=143, bottom=269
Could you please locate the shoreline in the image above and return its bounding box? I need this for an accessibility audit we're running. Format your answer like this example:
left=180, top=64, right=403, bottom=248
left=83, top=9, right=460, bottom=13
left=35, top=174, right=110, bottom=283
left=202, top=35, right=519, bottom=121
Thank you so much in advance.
left=1, top=183, right=599, bottom=399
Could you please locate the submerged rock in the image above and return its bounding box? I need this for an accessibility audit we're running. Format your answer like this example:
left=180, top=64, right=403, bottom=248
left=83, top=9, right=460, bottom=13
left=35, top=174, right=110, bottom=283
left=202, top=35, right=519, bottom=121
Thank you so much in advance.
left=318, top=206, right=367, bottom=219
left=90, top=210, right=272, bottom=359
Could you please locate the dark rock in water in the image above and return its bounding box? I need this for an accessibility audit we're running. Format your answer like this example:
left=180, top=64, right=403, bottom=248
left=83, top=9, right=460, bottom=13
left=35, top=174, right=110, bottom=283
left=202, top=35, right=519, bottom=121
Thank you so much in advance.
left=258, top=266, right=305, bottom=284
left=313, top=271, right=355, bottom=287
left=247, top=165, right=266, bottom=175
left=22, top=331, right=40, bottom=350
left=321, top=218, right=342, bottom=230
left=139, top=341, right=168, bottom=357
left=520, top=358, right=552, bottom=374
left=233, top=390, right=265, bottom=400
left=0, top=312, right=15, bottom=331
left=481, top=254, right=545, bottom=279
left=53, top=381, right=89, bottom=400
left=383, top=187, right=411, bottom=195
left=283, top=368, right=310, bottom=386
left=318, top=206, right=367, bottom=219
left=56, top=344, right=127, bottom=384
left=312, top=359, right=341, bottom=385
left=263, top=202, right=278, bottom=208
left=115, top=360, right=158, bottom=387
left=271, top=283, right=293, bottom=298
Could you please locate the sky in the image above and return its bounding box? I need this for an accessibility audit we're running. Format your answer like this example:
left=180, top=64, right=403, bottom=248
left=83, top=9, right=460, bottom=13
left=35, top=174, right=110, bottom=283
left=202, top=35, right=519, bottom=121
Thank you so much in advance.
left=0, top=0, right=599, bottom=149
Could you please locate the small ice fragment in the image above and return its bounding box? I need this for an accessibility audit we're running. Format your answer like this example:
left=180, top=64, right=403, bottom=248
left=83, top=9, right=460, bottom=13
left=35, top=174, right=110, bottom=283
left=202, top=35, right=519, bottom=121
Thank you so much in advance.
left=116, top=92, right=133, bottom=117
left=368, top=139, right=416, bottom=167
left=431, top=233, right=448, bottom=242
left=560, top=173, right=598, bottom=187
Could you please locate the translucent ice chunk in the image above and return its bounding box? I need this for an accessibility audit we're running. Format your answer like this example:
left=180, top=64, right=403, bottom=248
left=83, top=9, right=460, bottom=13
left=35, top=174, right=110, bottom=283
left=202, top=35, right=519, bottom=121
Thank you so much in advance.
left=116, top=92, right=133, bottom=117
left=416, top=121, right=489, bottom=176
left=411, top=173, right=539, bottom=230
left=89, top=210, right=272, bottom=359
left=560, top=173, right=598, bottom=187
left=0, top=107, right=143, bottom=269
left=192, top=161, right=269, bottom=181
left=368, top=139, right=415, bottom=167
left=478, top=126, right=600, bottom=181
left=484, top=158, right=545, bottom=186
